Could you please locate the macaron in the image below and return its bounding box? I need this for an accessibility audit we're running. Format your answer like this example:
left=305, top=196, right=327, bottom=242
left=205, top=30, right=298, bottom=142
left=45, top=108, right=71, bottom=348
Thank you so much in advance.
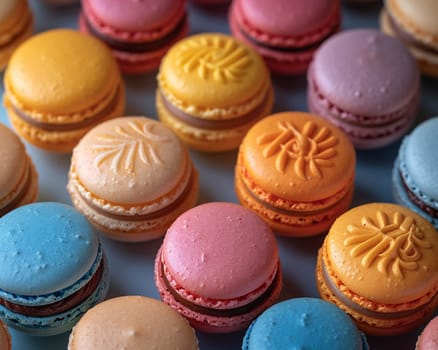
left=0, top=202, right=109, bottom=336
left=243, top=298, right=369, bottom=350
left=156, top=33, right=274, bottom=152
left=416, top=316, right=438, bottom=350
left=235, top=111, right=356, bottom=237
left=307, top=29, right=420, bottom=149
left=316, top=202, right=438, bottom=336
left=392, top=117, right=438, bottom=229
left=0, top=0, right=33, bottom=70
left=0, top=123, right=38, bottom=217
left=154, top=202, right=282, bottom=333
left=381, top=0, right=438, bottom=77
left=0, top=319, right=11, bottom=350
left=68, top=296, right=199, bottom=350
left=79, top=0, right=188, bottom=74
left=3, top=29, right=125, bottom=153
left=67, top=116, right=199, bottom=242
left=229, top=0, right=341, bottom=75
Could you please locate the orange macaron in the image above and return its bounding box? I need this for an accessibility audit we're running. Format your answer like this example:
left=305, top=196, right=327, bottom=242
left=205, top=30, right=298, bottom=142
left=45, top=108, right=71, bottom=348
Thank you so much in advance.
left=235, top=111, right=355, bottom=237
left=316, top=203, right=438, bottom=336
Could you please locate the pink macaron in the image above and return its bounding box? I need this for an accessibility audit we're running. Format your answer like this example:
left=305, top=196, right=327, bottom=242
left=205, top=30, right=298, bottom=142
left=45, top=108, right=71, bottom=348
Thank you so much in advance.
left=79, top=0, right=188, bottom=74
left=307, top=29, right=420, bottom=149
left=154, top=202, right=282, bottom=333
left=229, top=0, right=341, bottom=75
left=416, top=316, right=438, bottom=350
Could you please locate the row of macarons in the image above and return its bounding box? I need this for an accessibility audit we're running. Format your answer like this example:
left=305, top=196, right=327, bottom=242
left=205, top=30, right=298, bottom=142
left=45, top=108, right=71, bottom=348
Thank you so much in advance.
left=0, top=198, right=437, bottom=347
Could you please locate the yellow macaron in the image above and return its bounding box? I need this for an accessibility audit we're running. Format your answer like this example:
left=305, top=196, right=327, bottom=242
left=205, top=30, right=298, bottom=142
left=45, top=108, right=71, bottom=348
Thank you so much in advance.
left=3, top=29, right=125, bottom=152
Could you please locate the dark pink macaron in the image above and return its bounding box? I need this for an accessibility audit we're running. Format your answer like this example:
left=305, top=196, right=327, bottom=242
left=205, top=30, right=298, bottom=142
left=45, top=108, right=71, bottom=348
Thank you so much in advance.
left=154, top=202, right=282, bottom=333
left=307, top=29, right=420, bottom=149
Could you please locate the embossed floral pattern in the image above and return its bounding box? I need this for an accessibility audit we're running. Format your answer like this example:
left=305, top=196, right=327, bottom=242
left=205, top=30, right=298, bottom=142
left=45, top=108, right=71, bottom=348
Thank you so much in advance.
left=92, top=121, right=171, bottom=174
left=344, top=211, right=432, bottom=278
left=256, top=121, right=338, bottom=178
left=176, top=36, right=252, bottom=83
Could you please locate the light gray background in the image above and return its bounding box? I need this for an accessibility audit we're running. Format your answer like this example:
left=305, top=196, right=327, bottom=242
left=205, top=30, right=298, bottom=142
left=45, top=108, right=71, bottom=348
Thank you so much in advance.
left=1, top=0, right=437, bottom=349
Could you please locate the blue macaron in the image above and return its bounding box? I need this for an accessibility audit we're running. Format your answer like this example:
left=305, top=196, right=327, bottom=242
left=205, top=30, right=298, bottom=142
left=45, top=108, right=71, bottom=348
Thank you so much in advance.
left=392, top=117, right=438, bottom=229
left=0, top=202, right=109, bottom=336
left=242, top=298, right=368, bottom=350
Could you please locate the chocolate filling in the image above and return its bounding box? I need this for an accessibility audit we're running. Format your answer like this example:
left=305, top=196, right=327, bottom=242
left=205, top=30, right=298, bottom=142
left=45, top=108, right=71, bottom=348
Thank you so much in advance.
left=161, top=262, right=280, bottom=317
left=11, top=85, right=122, bottom=132
left=159, top=90, right=270, bottom=130
left=0, top=259, right=104, bottom=317
left=84, top=14, right=187, bottom=53
left=0, top=160, right=31, bottom=217
left=399, top=171, right=438, bottom=218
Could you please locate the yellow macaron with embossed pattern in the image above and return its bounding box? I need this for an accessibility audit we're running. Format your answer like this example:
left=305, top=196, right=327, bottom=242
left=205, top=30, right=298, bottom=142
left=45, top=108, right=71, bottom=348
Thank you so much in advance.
left=156, top=33, right=273, bottom=152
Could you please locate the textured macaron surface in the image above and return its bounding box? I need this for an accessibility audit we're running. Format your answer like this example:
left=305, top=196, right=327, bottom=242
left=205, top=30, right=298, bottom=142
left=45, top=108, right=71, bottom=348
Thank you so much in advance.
left=244, top=298, right=367, bottom=350
left=326, top=203, right=438, bottom=303
left=417, top=316, right=438, bottom=350
left=240, top=112, right=355, bottom=202
left=312, top=29, right=418, bottom=116
left=6, top=29, right=119, bottom=114
left=162, top=202, right=278, bottom=299
left=72, top=117, right=188, bottom=204
left=0, top=202, right=98, bottom=295
left=68, top=296, right=198, bottom=350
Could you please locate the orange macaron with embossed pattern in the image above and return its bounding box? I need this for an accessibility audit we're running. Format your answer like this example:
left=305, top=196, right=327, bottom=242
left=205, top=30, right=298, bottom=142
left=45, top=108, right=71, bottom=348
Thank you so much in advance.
left=235, top=111, right=355, bottom=237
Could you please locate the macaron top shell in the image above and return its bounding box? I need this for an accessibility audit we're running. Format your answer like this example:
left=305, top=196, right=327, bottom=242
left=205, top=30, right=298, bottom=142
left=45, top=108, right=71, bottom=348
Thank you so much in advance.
left=0, top=202, right=99, bottom=296
left=244, top=298, right=367, bottom=350
left=162, top=202, right=278, bottom=299
left=86, top=0, right=185, bottom=32
left=326, top=203, right=438, bottom=303
left=0, top=0, right=16, bottom=23
left=240, top=112, right=355, bottom=202
left=6, top=29, right=119, bottom=114
left=73, top=117, right=188, bottom=205
left=159, top=33, right=269, bottom=114
left=68, top=296, right=198, bottom=350
left=404, top=118, right=438, bottom=200
left=312, top=29, right=419, bottom=116
left=417, top=316, right=438, bottom=350
left=238, top=0, right=338, bottom=37
left=0, top=124, right=27, bottom=200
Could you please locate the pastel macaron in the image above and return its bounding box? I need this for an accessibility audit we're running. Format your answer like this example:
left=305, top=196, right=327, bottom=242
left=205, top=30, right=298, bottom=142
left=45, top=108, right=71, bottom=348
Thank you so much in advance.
left=68, top=296, right=199, bottom=350
left=243, top=298, right=369, bottom=350
left=416, top=316, right=438, bottom=350
left=0, top=202, right=109, bottom=336
left=229, top=0, right=341, bottom=75
left=235, top=111, right=356, bottom=237
left=154, top=202, right=282, bottom=333
left=0, top=0, right=33, bottom=70
left=3, top=29, right=125, bottom=153
left=0, top=319, right=11, bottom=350
left=67, top=117, right=199, bottom=242
left=316, top=203, right=438, bottom=336
left=80, top=0, right=188, bottom=74
left=0, top=123, right=38, bottom=217
left=392, top=117, right=438, bottom=229
left=381, top=0, right=438, bottom=77
left=156, top=33, right=274, bottom=152
left=308, top=29, right=420, bottom=149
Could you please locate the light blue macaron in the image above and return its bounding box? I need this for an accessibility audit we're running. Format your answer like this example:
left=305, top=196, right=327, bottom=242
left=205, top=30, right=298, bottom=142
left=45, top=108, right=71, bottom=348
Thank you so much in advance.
left=0, top=202, right=109, bottom=336
left=392, top=117, right=438, bottom=229
left=242, top=298, right=368, bottom=350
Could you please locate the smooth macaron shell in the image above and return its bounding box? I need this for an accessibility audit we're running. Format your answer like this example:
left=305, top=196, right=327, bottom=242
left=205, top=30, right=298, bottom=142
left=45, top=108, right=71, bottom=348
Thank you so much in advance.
left=308, top=29, right=419, bottom=149
left=80, top=0, right=188, bottom=74
left=155, top=202, right=282, bottom=333
left=67, top=116, right=199, bottom=242
left=381, top=0, right=438, bottom=77
left=156, top=33, right=274, bottom=152
left=392, top=117, right=438, bottom=229
left=243, top=298, right=369, bottom=350
left=0, top=123, right=38, bottom=217
left=416, top=316, right=438, bottom=350
left=0, top=202, right=109, bottom=336
left=0, top=320, right=11, bottom=350
left=229, top=0, right=341, bottom=74
left=235, top=111, right=355, bottom=236
left=316, top=203, right=438, bottom=335
left=68, top=296, right=199, bottom=350
left=3, top=29, right=125, bottom=152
